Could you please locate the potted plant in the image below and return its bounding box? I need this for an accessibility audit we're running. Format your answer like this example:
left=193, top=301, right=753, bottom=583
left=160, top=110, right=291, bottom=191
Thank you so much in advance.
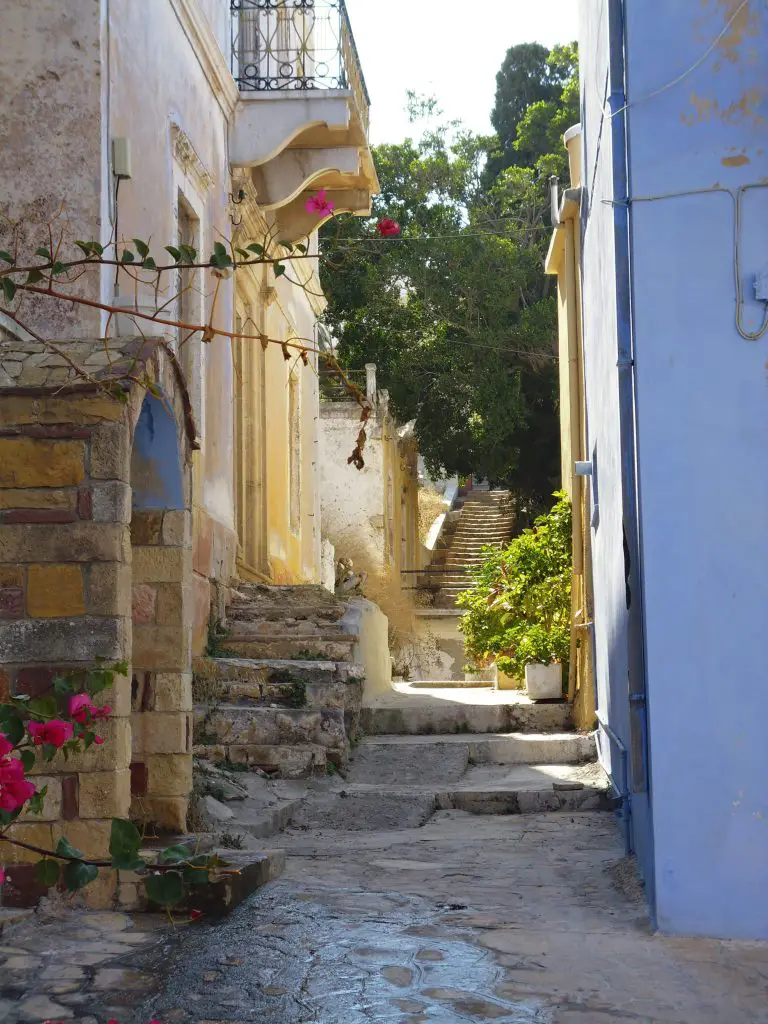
left=456, top=493, right=572, bottom=702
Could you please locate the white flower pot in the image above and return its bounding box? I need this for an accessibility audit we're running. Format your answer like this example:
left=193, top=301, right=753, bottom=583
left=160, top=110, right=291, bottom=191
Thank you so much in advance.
left=524, top=662, right=562, bottom=700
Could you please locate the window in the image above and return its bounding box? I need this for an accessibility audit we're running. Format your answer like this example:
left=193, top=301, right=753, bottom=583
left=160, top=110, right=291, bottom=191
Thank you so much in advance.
left=176, top=193, right=203, bottom=429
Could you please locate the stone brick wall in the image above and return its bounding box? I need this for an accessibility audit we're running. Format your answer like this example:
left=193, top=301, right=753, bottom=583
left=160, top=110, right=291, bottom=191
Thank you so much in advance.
left=0, top=339, right=197, bottom=879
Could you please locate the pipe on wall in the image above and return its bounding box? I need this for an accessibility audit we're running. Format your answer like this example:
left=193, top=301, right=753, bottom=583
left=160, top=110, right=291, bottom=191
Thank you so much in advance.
left=607, top=0, right=655, bottom=916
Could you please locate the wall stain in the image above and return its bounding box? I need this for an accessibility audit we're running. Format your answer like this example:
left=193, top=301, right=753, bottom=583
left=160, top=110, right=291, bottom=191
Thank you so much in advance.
left=721, top=153, right=750, bottom=166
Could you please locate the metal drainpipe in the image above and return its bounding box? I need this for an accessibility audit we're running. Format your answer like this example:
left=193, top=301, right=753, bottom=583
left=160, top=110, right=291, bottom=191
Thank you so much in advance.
left=607, top=0, right=654, bottom=877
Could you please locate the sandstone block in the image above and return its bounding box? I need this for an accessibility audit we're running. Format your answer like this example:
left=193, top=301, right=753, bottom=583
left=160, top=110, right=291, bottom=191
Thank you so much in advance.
left=146, top=753, right=192, bottom=796
left=132, top=624, right=191, bottom=672
left=78, top=769, right=131, bottom=819
left=0, top=586, right=24, bottom=618
left=131, top=794, right=188, bottom=833
left=89, top=422, right=130, bottom=481
left=91, top=481, right=131, bottom=524
left=152, top=671, right=193, bottom=713
left=0, top=438, right=85, bottom=488
left=88, top=562, right=131, bottom=617
left=3, top=823, right=56, bottom=864
left=52, top=819, right=111, bottom=859
left=0, top=488, right=76, bottom=511
left=62, top=716, right=131, bottom=773
left=154, top=583, right=187, bottom=627
left=0, top=567, right=23, bottom=587
left=132, top=545, right=190, bottom=584
left=78, top=867, right=119, bottom=910
left=27, top=564, right=86, bottom=617
left=132, top=711, right=189, bottom=756
left=132, top=584, right=157, bottom=625
left=162, top=510, right=191, bottom=547
left=130, top=510, right=163, bottom=546
left=0, top=615, right=127, bottom=663
left=0, top=395, right=124, bottom=427
left=0, top=523, right=129, bottom=564
left=18, top=776, right=62, bottom=822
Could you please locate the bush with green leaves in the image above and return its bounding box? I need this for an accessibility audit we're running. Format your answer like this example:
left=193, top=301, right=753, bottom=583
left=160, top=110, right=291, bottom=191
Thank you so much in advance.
left=457, top=492, right=571, bottom=678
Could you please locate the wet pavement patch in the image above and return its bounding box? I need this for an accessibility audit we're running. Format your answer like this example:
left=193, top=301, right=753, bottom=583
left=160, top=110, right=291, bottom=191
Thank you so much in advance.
left=138, top=883, right=553, bottom=1023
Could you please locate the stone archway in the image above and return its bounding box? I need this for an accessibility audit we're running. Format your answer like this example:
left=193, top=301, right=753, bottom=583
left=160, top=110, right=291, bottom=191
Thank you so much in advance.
left=0, top=334, right=196, bottom=893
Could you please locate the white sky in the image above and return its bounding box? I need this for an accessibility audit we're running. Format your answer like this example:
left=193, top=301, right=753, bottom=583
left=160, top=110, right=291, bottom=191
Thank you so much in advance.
left=345, top=0, right=580, bottom=144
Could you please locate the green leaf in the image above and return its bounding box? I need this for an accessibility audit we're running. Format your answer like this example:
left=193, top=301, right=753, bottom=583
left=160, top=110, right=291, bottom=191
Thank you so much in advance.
left=53, top=674, right=73, bottom=696
left=51, top=262, right=67, bottom=275
left=26, top=787, right=47, bottom=816
left=20, top=749, right=36, bottom=772
left=178, top=244, right=198, bottom=263
left=1, top=277, right=17, bottom=303
left=158, top=844, right=190, bottom=864
left=274, top=264, right=286, bottom=277
left=35, top=859, right=62, bottom=887
left=144, top=870, right=184, bottom=908
left=62, top=860, right=99, bottom=892
left=56, top=835, right=84, bottom=860
left=295, top=243, right=308, bottom=255
left=279, top=241, right=294, bottom=252
left=0, top=713, right=23, bottom=746
left=28, top=695, right=58, bottom=719
left=234, top=248, right=252, bottom=260
left=213, top=241, right=228, bottom=257
left=26, top=268, right=45, bottom=285
left=133, top=238, right=150, bottom=259
left=246, top=243, right=264, bottom=256
left=35, top=246, right=52, bottom=260
left=109, top=818, right=142, bottom=869
left=0, top=251, right=14, bottom=264
left=164, top=245, right=182, bottom=262
left=142, top=256, right=157, bottom=270
left=120, top=249, right=135, bottom=263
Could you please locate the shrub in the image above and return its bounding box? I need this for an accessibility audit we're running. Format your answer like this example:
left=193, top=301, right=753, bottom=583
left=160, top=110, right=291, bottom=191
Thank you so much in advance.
left=457, top=492, right=571, bottom=679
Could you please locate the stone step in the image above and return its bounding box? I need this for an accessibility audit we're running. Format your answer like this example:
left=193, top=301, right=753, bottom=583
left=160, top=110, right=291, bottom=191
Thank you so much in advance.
left=195, top=740, right=334, bottom=779
left=225, top=612, right=351, bottom=636
left=357, top=732, right=596, bottom=768
left=361, top=698, right=571, bottom=735
left=290, top=763, right=613, bottom=831
left=224, top=635, right=356, bottom=661
left=229, top=584, right=345, bottom=617
left=227, top=601, right=346, bottom=623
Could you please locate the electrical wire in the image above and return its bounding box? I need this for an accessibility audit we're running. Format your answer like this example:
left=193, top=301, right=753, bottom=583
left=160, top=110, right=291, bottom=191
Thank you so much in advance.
left=603, top=182, right=768, bottom=341
left=606, top=0, right=752, bottom=120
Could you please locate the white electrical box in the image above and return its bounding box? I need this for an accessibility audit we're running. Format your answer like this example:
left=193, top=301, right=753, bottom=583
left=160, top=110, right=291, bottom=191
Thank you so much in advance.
left=112, top=138, right=132, bottom=180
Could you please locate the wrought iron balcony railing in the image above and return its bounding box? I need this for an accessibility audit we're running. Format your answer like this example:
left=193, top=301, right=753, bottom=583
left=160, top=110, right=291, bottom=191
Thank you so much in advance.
left=230, top=0, right=370, bottom=136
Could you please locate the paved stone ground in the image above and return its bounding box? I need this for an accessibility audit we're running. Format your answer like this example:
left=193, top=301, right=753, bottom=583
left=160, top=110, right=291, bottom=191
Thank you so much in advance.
left=3, top=811, right=768, bottom=1022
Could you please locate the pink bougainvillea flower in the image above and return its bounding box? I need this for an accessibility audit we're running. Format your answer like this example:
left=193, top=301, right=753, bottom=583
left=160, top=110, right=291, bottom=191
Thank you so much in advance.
left=93, top=735, right=105, bottom=745
left=27, top=719, right=74, bottom=749
left=189, top=909, right=203, bottom=921
left=0, top=756, right=25, bottom=781
left=107, top=1019, right=118, bottom=1024
left=0, top=734, right=13, bottom=758
left=304, top=189, right=335, bottom=216
left=0, top=776, right=36, bottom=812
left=0, top=867, right=5, bottom=886
left=376, top=217, right=401, bottom=237
left=93, top=704, right=112, bottom=720
left=69, top=693, right=94, bottom=723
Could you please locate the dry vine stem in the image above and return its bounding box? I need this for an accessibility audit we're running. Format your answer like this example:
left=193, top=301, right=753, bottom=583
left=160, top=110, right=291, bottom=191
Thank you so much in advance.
left=0, top=211, right=373, bottom=466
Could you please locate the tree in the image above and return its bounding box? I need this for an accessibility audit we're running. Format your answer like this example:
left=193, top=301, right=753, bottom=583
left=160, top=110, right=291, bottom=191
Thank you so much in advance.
left=320, top=108, right=561, bottom=506
left=486, top=42, right=579, bottom=183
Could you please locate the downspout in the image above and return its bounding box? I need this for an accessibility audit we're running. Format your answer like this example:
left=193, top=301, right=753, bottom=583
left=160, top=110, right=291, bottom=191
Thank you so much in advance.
left=607, top=0, right=655, bottom=899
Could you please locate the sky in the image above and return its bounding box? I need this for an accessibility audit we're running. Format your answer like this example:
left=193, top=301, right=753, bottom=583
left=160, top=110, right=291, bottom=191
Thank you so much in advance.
left=344, top=0, right=580, bottom=145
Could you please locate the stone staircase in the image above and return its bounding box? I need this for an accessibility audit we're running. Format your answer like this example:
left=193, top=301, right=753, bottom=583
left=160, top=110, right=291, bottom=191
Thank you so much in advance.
left=291, top=688, right=612, bottom=831
left=422, top=489, right=516, bottom=608
left=192, top=584, right=364, bottom=779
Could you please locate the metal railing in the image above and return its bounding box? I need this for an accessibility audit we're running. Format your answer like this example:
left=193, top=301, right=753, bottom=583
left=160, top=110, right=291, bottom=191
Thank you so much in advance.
left=230, top=0, right=370, bottom=136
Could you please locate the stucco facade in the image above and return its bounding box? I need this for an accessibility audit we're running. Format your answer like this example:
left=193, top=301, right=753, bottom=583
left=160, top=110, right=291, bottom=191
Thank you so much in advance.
left=0, top=0, right=376, bottom=891
left=572, top=0, right=768, bottom=939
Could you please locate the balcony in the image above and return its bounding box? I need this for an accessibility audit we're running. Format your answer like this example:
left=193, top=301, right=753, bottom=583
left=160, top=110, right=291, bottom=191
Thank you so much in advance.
left=229, top=0, right=378, bottom=240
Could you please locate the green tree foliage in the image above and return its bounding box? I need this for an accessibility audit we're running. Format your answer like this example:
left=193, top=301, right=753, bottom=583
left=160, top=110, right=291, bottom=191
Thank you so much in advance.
left=320, top=110, right=560, bottom=503
left=456, top=493, right=572, bottom=677
left=486, top=42, right=579, bottom=182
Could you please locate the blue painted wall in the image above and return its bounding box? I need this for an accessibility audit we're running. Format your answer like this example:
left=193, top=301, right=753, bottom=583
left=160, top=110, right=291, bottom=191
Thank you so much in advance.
left=581, top=0, right=768, bottom=938
left=131, top=394, right=185, bottom=510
